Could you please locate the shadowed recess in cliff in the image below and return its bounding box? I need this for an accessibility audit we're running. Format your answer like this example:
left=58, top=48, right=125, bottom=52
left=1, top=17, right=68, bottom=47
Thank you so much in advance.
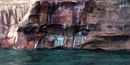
left=34, top=24, right=90, bottom=49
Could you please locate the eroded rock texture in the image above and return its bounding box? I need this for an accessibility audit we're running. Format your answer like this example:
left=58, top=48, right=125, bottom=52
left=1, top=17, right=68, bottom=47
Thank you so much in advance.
left=0, top=0, right=130, bottom=50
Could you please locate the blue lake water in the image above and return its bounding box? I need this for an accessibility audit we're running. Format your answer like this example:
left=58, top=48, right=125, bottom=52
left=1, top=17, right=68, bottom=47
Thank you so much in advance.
left=0, top=48, right=130, bottom=65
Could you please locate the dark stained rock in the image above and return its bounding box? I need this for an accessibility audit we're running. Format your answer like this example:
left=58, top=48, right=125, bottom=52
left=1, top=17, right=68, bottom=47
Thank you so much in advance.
left=44, top=24, right=64, bottom=35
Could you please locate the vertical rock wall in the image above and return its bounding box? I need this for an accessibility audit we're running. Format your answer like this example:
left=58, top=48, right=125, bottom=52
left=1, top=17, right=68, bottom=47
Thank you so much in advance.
left=0, top=1, right=31, bottom=48
left=0, top=0, right=130, bottom=50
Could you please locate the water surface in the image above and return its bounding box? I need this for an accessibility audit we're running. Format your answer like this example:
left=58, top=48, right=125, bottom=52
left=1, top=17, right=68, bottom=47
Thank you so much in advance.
left=0, top=48, right=130, bottom=65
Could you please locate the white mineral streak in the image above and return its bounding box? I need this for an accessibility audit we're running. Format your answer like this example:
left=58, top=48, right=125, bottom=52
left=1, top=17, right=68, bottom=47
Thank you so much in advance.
left=19, top=3, right=34, bottom=26
left=74, top=1, right=85, bottom=24
left=72, top=1, right=86, bottom=47
left=8, top=25, right=18, bottom=45
left=58, top=7, right=71, bottom=15
left=55, top=36, right=64, bottom=47
left=73, top=32, right=87, bottom=47
left=34, top=42, right=38, bottom=49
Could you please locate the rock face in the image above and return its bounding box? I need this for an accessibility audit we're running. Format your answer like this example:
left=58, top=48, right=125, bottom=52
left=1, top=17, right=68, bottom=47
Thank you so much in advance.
left=0, top=0, right=130, bottom=50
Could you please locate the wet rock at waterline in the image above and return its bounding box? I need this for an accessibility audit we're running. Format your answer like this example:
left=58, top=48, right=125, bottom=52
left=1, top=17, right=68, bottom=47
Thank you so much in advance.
left=0, top=0, right=130, bottom=50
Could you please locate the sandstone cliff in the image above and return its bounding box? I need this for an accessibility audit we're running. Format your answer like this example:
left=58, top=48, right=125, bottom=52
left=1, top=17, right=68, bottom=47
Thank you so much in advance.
left=0, top=0, right=130, bottom=50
